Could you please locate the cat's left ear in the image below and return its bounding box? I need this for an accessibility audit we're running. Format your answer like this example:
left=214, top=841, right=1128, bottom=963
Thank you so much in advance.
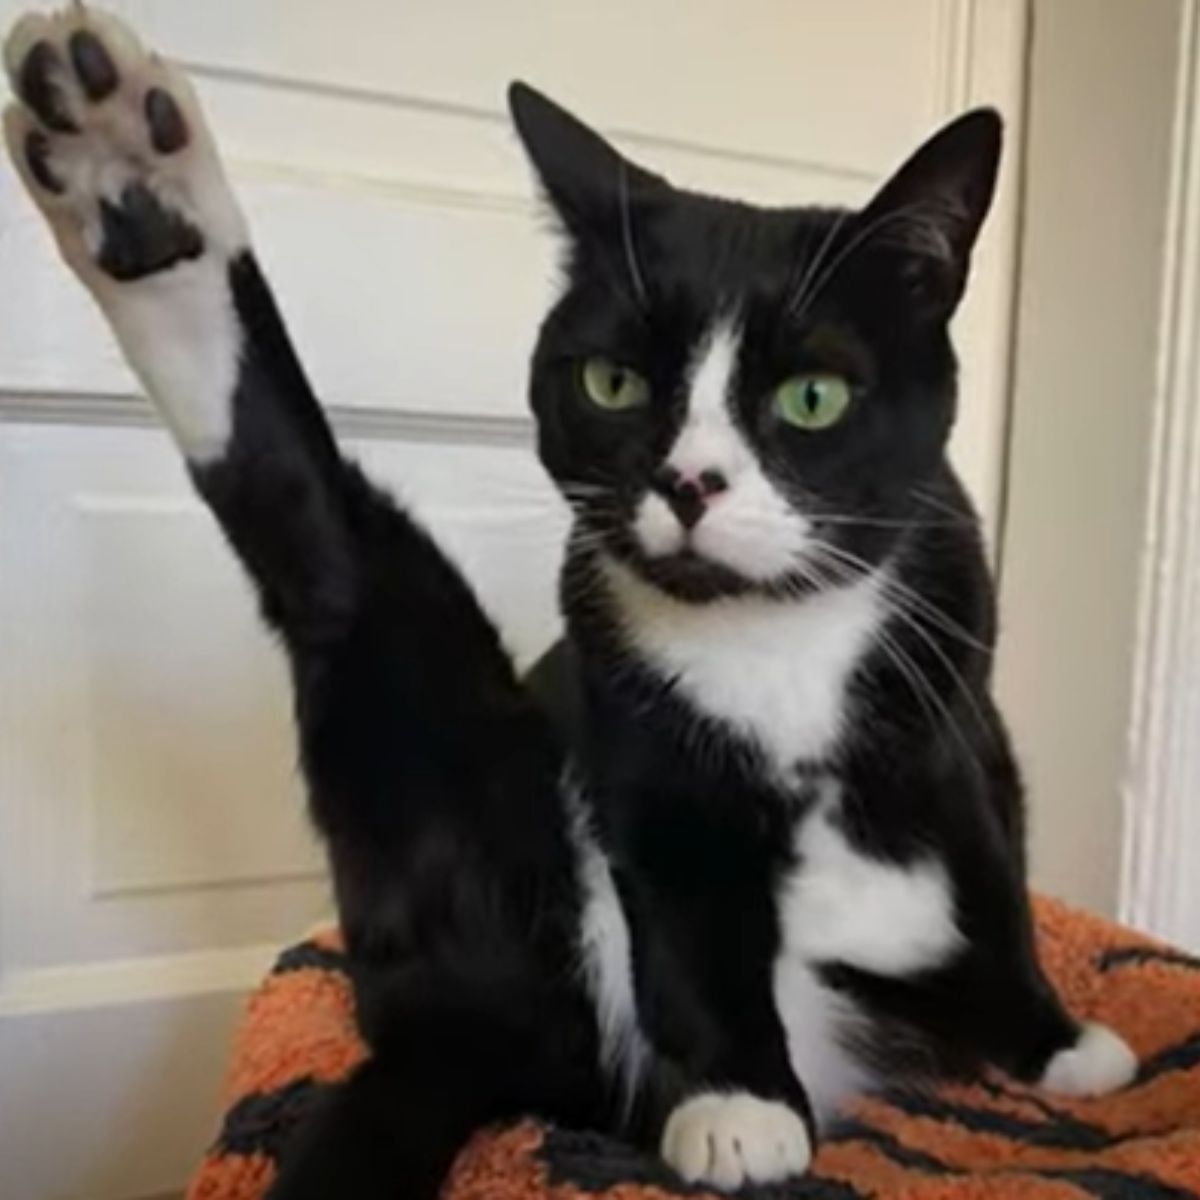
left=508, top=82, right=669, bottom=240
left=861, top=108, right=1003, bottom=318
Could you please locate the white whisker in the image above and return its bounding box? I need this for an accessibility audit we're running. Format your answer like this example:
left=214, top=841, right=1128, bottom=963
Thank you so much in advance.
left=807, top=539, right=989, bottom=654
left=810, top=555, right=985, bottom=777
left=786, top=210, right=851, bottom=320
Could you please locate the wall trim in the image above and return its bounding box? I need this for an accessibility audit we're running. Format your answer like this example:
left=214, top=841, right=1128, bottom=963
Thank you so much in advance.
left=1120, top=0, right=1200, bottom=946
left=187, top=59, right=878, bottom=186
left=0, top=389, right=535, bottom=447
left=931, top=0, right=1031, bottom=539
left=933, top=0, right=978, bottom=114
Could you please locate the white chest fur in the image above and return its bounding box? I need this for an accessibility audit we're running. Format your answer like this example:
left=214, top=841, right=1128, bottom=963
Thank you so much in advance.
left=601, top=558, right=885, bottom=775
left=773, top=787, right=963, bottom=1122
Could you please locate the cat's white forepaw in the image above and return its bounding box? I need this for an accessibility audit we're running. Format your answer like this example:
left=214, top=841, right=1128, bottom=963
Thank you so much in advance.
left=4, top=5, right=249, bottom=461
left=1041, top=1022, right=1137, bottom=1096
left=661, top=1091, right=812, bottom=1191
left=3, top=3, right=245, bottom=288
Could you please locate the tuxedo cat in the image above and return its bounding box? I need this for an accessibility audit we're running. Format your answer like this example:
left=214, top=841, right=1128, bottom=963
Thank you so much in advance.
left=3, top=8, right=1136, bottom=1198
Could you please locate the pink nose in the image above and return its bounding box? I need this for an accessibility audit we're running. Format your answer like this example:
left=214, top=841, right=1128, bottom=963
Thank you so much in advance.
left=650, top=465, right=729, bottom=529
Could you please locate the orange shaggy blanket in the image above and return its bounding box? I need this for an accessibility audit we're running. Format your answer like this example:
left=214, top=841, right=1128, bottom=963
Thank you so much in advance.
left=187, top=897, right=1200, bottom=1198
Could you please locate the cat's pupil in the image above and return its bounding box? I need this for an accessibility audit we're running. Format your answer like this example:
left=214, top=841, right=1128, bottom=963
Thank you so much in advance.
left=611, top=368, right=626, bottom=393
left=805, top=382, right=821, bottom=412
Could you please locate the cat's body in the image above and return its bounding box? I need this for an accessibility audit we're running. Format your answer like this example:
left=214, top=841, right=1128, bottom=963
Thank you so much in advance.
left=3, top=9, right=1136, bottom=1199
left=542, top=462, right=1045, bottom=1136
left=510, top=90, right=1106, bottom=1159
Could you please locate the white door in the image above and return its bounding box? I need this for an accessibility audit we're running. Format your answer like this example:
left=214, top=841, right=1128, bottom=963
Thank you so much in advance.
left=0, top=3, right=1027, bottom=1196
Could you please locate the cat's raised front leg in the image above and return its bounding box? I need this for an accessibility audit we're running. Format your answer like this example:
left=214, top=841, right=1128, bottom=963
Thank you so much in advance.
left=2, top=5, right=567, bottom=928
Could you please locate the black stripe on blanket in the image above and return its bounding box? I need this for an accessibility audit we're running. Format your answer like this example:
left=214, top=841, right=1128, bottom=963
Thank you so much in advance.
left=1097, top=946, right=1200, bottom=973
left=271, top=942, right=348, bottom=976
left=836, top=1117, right=1194, bottom=1199
left=826, top=1120, right=951, bottom=1173
left=1036, top=1169, right=1196, bottom=1199
left=880, top=1088, right=1117, bottom=1150
left=537, top=1126, right=865, bottom=1199
left=1136, top=1032, right=1200, bottom=1085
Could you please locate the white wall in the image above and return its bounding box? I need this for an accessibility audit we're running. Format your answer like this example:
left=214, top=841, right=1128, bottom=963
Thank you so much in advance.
left=996, top=0, right=1181, bottom=915
left=1121, top=0, right=1200, bottom=950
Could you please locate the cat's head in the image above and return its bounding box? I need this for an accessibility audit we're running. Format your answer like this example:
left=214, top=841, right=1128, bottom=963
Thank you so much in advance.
left=511, top=85, right=1000, bottom=603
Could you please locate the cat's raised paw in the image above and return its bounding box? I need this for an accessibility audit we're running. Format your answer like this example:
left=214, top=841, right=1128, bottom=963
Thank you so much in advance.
left=3, top=4, right=245, bottom=286
left=1041, top=1022, right=1137, bottom=1097
left=661, top=1091, right=812, bottom=1191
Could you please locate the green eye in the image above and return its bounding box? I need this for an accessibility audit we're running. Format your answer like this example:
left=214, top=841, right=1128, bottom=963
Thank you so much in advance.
left=774, top=373, right=853, bottom=430
left=581, top=357, right=651, bottom=411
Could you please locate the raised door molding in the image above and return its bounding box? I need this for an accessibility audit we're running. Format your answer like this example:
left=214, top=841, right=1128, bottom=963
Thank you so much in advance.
left=931, top=0, right=1032, bottom=537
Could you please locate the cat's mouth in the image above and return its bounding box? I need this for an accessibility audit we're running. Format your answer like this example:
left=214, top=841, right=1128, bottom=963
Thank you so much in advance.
left=630, top=544, right=759, bottom=602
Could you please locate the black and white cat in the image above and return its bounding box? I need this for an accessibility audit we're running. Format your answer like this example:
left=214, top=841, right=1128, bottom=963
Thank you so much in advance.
left=4, top=8, right=1136, bottom=1199
left=512, top=85, right=1137, bottom=1179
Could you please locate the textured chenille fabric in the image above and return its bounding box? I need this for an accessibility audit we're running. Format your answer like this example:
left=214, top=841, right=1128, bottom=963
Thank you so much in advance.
left=187, top=897, right=1200, bottom=1199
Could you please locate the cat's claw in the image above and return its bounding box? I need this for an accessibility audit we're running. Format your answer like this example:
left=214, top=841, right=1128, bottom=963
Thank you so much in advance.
left=661, top=1091, right=812, bottom=1191
left=3, top=3, right=245, bottom=287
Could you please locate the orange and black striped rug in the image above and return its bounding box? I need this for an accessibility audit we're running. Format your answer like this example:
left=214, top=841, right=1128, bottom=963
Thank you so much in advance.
left=186, top=897, right=1200, bottom=1198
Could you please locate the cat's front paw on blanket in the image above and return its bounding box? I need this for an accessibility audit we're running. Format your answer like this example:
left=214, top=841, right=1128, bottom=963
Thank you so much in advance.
left=1041, top=1021, right=1137, bottom=1097
left=3, top=3, right=246, bottom=285
left=661, top=1090, right=812, bottom=1191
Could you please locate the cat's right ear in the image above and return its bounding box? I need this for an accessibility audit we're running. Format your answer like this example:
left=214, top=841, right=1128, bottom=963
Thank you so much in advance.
left=508, top=82, right=668, bottom=239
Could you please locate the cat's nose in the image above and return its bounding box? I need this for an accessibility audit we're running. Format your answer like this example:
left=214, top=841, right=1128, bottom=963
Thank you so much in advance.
left=650, top=465, right=729, bottom=529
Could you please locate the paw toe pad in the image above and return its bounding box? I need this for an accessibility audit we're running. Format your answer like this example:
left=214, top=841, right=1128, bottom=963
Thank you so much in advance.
left=68, top=29, right=118, bottom=101
left=19, top=39, right=77, bottom=132
left=144, top=85, right=188, bottom=154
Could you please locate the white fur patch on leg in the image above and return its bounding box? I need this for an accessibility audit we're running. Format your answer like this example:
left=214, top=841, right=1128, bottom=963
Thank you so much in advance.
left=783, top=799, right=963, bottom=976
left=3, top=5, right=248, bottom=462
left=103, top=258, right=242, bottom=461
left=661, top=1091, right=811, bottom=1190
left=1040, top=1022, right=1137, bottom=1096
